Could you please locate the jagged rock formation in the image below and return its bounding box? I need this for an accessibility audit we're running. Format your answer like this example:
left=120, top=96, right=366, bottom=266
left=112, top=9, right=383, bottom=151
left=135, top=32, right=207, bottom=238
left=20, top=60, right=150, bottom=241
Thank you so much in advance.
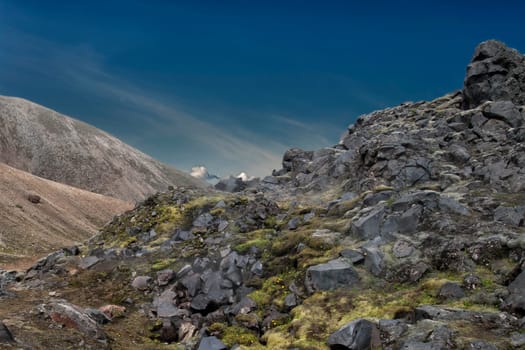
left=2, top=40, right=525, bottom=349
left=463, top=40, right=525, bottom=109
left=0, top=96, right=205, bottom=202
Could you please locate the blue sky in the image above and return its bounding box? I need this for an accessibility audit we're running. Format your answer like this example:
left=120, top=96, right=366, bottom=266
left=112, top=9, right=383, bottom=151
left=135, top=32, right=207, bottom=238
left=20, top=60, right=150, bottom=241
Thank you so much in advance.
left=1, top=1, right=524, bottom=177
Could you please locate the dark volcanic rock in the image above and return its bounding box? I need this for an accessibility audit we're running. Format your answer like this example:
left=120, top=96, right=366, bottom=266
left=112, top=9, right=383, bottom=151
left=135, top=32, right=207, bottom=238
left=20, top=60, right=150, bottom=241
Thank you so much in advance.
left=506, top=270, right=525, bottom=314
left=132, top=276, right=152, bottom=291
left=379, top=319, right=408, bottom=348
left=27, top=193, right=41, bottom=203
left=156, top=269, right=175, bottom=286
left=327, top=318, right=380, bottom=350
left=438, top=282, right=465, bottom=300
left=494, top=205, right=525, bottom=226
left=215, top=176, right=246, bottom=193
left=468, top=340, right=498, bottom=350
left=482, top=100, right=524, bottom=128
left=463, top=40, right=525, bottom=109
left=363, top=245, right=385, bottom=277
left=305, top=258, right=359, bottom=293
left=85, top=308, right=111, bottom=324
left=282, top=148, right=313, bottom=173
left=198, top=336, right=228, bottom=350
left=78, top=255, right=101, bottom=270
left=351, top=207, right=385, bottom=240
left=340, top=249, right=365, bottom=264
left=0, top=321, right=14, bottom=344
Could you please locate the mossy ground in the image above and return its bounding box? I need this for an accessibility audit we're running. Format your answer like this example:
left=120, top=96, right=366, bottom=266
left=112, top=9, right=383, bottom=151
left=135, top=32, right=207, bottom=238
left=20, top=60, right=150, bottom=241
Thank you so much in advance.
left=3, top=190, right=520, bottom=349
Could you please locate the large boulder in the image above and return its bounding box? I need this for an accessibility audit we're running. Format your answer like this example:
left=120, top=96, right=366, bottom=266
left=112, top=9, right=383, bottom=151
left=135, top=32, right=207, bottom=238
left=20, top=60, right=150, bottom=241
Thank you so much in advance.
left=351, top=207, right=385, bottom=240
left=305, top=258, right=359, bottom=293
left=463, top=40, right=525, bottom=109
left=282, top=148, right=313, bottom=173
left=39, top=301, right=107, bottom=342
left=482, top=100, right=524, bottom=128
left=327, top=318, right=380, bottom=350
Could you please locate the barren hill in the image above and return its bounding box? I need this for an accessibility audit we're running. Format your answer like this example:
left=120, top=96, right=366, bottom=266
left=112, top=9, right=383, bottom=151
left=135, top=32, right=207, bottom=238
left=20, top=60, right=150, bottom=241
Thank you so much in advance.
left=0, top=162, right=132, bottom=269
left=0, top=96, right=204, bottom=202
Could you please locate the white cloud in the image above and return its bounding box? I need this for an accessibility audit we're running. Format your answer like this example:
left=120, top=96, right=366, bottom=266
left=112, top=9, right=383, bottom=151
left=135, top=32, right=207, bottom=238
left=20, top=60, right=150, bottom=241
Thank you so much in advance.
left=190, top=166, right=219, bottom=180
left=190, top=166, right=209, bottom=179
left=236, top=172, right=255, bottom=181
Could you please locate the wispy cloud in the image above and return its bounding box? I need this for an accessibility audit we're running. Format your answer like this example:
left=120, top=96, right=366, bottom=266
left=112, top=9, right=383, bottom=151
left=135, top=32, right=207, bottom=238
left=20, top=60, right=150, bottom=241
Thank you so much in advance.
left=270, top=114, right=337, bottom=147
left=0, top=29, right=290, bottom=176
left=67, top=72, right=285, bottom=174
left=0, top=28, right=346, bottom=176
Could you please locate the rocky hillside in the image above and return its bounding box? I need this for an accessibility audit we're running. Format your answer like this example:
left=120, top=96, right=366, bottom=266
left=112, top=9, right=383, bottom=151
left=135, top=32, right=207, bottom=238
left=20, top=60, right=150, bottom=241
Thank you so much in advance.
left=0, top=162, right=132, bottom=270
left=0, top=96, right=204, bottom=202
left=2, top=40, right=525, bottom=350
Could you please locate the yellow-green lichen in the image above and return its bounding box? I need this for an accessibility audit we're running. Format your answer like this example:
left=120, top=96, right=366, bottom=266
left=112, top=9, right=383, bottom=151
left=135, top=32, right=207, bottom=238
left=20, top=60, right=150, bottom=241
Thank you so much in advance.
left=210, top=324, right=259, bottom=347
left=249, top=272, right=300, bottom=316
left=151, top=258, right=177, bottom=271
left=233, top=229, right=274, bottom=254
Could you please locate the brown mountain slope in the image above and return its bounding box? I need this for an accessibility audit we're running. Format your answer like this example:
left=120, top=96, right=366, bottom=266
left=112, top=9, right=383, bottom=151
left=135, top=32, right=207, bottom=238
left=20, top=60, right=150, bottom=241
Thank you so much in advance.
left=0, top=162, right=132, bottom=269
left=0, top=96, right=205, bottom=202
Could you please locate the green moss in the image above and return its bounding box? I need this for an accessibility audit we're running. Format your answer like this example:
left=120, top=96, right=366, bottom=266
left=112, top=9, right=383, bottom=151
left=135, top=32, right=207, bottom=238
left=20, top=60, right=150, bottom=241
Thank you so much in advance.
left=232, top=229, right=274, bottom=254
left=373, top=184, right=394, bottom=192
left=120, top=236, right=137, bottom=248
left=235, top=238, right=271, bottom=254
left=263, top=215, right=278, bottom=229
left=155, top=205, right=184, bottom=233
left=210, top=207, right=225, bottom=216
left=208, top=322, right=227, bottom=334
left=327, top=198, right=361, bottom=216
left=249, top=271, right=300, bottom=316
left=270, top=231, right=305, bottom=256
left=154, top=195, right=228, bottom=233
left=449, top=319, right=511, bottom=348
left=69, top=271, right=109, bottom=288
left=304, top=235, right=336, bottom=251
left=259, top=272, right=467, bottom=349
left=219, top=325, right=259, bottom=347
left=295, top=247, right=335, bottom=269
left=493, top=192, right=525, bottom=207
left=318, top=219, right=350, bottom=233
left=151, top=258, right=177, bottom=271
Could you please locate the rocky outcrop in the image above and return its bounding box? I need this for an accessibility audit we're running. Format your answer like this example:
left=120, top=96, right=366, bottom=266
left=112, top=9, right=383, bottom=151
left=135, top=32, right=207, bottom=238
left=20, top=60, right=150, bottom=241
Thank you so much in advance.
left=463, top=40, right=525, bottom=109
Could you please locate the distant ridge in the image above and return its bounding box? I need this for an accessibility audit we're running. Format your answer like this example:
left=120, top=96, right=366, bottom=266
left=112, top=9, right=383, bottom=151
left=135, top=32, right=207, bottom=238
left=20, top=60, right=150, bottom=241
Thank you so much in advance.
left=0, top=96, right=205, bottom=202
